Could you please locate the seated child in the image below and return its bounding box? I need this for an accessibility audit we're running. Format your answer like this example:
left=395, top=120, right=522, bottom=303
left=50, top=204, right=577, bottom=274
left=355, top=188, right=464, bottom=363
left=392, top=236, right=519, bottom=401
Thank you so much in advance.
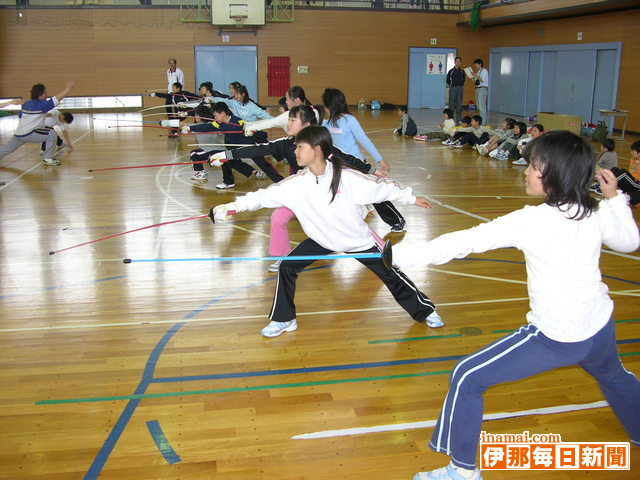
left=487, top=121, right=527, bottom=160
left=442, top=116, right=472, bottom=145
left=591, top=140, right=640, bottom=206
left=413, top=108, right=455, bottom=141
left=596, top=138, right=618, bottom=170
left=449, top=115, right=494, bottom=148
left=394, top=105, right=418, bottom=137
left=512, top=123, right=544, bottom=165
left=476, top=117, right=516, bottom=155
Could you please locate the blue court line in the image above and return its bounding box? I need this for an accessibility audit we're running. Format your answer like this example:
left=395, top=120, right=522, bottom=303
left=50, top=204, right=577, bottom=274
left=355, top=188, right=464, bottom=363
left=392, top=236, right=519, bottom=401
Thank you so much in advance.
left=617, top=338, right=640, bottom=345
left=151, top=354, right=467, bottom=384
left=83, top=264, right=330, bottom=478
left=184, top=264, right=328, bottom=319
left=84, top=322, right=184, bottom=480
left=146, top=420, right=181, bottom=464
left=460, top=257, right=640, bottom=286
left=77, top=255, right=638, bottom=477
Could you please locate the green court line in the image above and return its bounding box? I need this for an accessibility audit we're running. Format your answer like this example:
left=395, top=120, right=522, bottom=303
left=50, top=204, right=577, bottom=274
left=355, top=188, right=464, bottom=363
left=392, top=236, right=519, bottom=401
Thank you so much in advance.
left=36, top=349, right=640, bottom=406
left=369, top=333, right=461, bottom=344
left=492, top=318, right=640, bottom=334
left=36, top=370, right=452, bottom=405
left=615, top=318, right=640, bottom=324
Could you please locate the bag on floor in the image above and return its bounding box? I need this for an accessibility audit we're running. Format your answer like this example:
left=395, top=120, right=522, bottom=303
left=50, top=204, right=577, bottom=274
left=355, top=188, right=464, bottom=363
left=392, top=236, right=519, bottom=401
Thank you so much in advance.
left=591, top=121, right=608, bottom=142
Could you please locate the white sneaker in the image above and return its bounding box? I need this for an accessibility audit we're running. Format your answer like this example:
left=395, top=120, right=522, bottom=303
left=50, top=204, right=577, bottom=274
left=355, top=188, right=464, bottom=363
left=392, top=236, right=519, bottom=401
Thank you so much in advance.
left=43, top=158, right=61, bottom=166
left=426, top=311, right=444, bottom=328
left=267, top=260, right=282, bottom=272
left=496, top=151, right=509, bottom=161
left=216, top=182, right=235, bottom=189
left=477, top=145, right=488, bottom=155
left=512, top=158, right=528, bottom=165
left=254, top=170, right=266, bottom=179
left=190, top=170, right=208, bottom=181
left=414, top=464, right=482, bottom=480
left=441, top=139, right=452, bottom=145
left=451, top=141, right=464, bottom=148
left=488, top=149, right=499, bottom=158
left=261, top=319, right=298, bottom=338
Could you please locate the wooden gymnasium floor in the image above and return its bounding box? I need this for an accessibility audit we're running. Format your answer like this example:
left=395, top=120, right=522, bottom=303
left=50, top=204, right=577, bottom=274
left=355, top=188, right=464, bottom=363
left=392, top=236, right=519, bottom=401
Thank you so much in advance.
left=0, top=109, right=639, bottom=480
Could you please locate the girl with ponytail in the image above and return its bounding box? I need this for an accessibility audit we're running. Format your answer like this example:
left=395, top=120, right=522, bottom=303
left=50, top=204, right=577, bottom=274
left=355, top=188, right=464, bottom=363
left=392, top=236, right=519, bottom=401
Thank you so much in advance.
left=209, top=106, right=410, bottom=271
left=211, top=125, right=443, bottom=338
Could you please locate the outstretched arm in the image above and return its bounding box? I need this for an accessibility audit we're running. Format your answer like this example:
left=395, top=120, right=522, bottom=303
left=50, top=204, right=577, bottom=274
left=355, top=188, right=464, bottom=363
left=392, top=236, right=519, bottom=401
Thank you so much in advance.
left=54, top=80, right=76, bottom=102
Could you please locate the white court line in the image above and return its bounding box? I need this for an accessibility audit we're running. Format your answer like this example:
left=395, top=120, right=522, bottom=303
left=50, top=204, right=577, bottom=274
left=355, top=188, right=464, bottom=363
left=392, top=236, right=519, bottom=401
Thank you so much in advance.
left=364, top=129, right=393, bottom=135
left=292, top=401, right=609, bottom=439
left=0, top=296, right=532, bottom=333
left=0, top=129, right=94, bottom=191
left=425, top=195, right=490, bottom=222
left=428, top=194, right=532, bottom=199
left=151, top=145, right=184, bottom=258
left=426, top=195, right=640, bottom=262
left=426, top=266, right=527, bottom=285
left=152, top=165, right=274, bottom=241
left=609, top=290, right=640, bottom=297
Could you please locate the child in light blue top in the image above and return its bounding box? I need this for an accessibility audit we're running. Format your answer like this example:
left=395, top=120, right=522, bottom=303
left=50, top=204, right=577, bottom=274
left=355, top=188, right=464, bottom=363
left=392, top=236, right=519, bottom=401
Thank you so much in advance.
left=321, top=87, right=390, bottom=172
left=214, top=85, right=272, bottom=122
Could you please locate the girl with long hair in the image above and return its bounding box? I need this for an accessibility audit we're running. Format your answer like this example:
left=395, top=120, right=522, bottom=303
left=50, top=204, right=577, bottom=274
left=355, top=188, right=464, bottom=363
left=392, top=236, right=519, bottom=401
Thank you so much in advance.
left=211, top=125, right=443, bottom=338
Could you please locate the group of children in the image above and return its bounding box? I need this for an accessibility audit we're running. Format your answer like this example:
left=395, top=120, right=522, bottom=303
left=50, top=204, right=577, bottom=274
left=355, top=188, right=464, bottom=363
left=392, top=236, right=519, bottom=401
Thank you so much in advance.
left=402, top=106, right=546, bottom=166
left=2, top=78, right=638, bottom=480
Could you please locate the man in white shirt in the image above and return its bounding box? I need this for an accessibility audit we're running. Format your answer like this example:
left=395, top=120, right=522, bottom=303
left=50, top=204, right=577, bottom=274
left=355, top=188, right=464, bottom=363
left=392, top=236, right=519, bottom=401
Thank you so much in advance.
left=471, top=58, right=489, bottom=124
left=166, top=58, right=185, bottom=93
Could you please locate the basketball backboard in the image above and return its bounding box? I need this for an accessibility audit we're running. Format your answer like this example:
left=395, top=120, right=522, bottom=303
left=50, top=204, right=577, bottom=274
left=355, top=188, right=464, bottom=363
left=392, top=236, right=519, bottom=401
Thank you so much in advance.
left=211, top=0, right=266, bottom=27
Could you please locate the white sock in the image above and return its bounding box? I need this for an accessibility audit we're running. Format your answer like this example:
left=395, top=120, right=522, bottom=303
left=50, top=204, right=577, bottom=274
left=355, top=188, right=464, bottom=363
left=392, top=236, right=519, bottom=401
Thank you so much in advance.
left=450, top=461, right=476, bottom=478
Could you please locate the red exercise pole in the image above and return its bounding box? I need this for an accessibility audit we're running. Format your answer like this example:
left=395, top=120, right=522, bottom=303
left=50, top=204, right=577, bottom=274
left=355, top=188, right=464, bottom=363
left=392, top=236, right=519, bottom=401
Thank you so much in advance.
left=48, top=214, right=210, bottom=255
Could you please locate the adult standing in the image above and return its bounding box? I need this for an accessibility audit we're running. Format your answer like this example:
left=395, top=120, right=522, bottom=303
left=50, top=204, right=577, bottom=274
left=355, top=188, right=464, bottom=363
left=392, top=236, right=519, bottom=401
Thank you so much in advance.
left=165, top=58, right=185, bottom=132
left=166, top=58, right=184, bottom=93
left=471, top=58, right=488, bottom=124
left=446, top=56, right=465, bottom=123
left=0, top=80, right=75, bottom=166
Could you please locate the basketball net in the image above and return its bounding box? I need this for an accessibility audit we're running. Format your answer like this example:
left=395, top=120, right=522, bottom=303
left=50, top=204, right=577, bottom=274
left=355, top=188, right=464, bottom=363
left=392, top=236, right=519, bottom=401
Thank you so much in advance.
left=232, top=15, right=247, bottom=26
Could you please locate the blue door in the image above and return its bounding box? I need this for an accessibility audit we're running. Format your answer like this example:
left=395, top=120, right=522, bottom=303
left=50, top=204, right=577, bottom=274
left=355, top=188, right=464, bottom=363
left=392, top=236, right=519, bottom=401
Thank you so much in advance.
left=408, top=47, right=457, bottom=109
left=591, top=49, right=618, bottom=130
left=553, top=50, right=597, bottom=121
left=194, top=46, right=258, bottom=101
left=488, top=51, right=528, bottom=116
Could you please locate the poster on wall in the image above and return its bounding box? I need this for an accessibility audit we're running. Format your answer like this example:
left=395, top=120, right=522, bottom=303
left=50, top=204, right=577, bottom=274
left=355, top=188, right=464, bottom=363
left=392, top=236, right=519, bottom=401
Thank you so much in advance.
left=426, top=54, right=446, bottom=75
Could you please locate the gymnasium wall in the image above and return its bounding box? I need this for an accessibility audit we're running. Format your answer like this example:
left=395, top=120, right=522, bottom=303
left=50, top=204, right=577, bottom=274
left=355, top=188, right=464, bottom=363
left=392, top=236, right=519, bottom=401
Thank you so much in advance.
left=0, top=9, right=463, bottom=108
left=471, top=8, right=640, bottom=132
left=0, top=7, right=638, bottom=132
